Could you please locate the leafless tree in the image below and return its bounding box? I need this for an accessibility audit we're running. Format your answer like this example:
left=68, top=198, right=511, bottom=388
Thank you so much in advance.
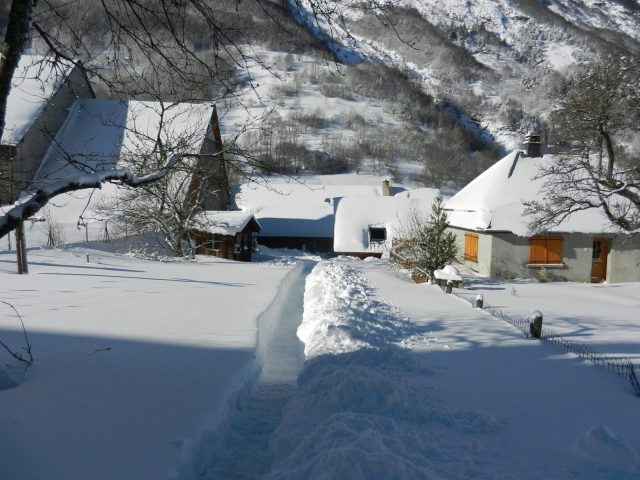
left=1, top=0, right=399, bottom=246
left=526, top=55, right=640, bottom=232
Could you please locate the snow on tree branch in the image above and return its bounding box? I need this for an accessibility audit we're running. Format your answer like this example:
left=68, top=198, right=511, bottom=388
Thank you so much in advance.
left=0, top=153, right=181, bottom=238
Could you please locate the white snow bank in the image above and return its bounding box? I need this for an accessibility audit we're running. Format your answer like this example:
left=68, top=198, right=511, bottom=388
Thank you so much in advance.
left=461, top=278, right=640, bottom=364
left=574, top=424, right=639, bottom=471
left=297, top=259, right=420, bottom=358
left=266, top=345, right=504, bottom=480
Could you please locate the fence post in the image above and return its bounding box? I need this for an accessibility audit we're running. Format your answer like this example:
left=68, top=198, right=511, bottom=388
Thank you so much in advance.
left=474, top=294, right=484, bottom=308
left=15, top=221, right=28, bottom=274
left=529, top=310, right=543, bottom=338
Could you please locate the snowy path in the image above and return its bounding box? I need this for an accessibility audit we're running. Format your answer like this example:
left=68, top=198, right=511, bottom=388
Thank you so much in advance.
left=203, top=260, right=314, bottom=479
left=263, top=258, right=640, bottom=480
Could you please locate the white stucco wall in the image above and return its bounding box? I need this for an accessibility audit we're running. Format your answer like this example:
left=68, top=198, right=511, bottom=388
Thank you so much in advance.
left=607, top=234, right=640, bottom=283
left=449, top=227, right=493, bottom=277
left=449, top=228, right=640, bottom=283
left=489, top=233, right=595, bottom=282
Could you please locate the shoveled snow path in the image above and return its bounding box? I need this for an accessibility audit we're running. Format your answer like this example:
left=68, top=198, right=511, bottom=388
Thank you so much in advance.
left=203, top=260, right=315, bottom=479
left=263, top=258, right=640, bottom=480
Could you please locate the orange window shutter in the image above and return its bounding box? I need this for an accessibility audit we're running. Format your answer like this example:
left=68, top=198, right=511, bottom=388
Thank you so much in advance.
left=464, top=234, right=478, bottom=260
left=546, top=238, right=563, bottom=264
left=529, top=238, right=546, bottom=264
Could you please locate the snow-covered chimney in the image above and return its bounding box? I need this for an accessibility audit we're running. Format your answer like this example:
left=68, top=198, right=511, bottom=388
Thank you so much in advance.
left=381, top=179, right=391, bottom=196
left=523, top=131, right=542, bottom=157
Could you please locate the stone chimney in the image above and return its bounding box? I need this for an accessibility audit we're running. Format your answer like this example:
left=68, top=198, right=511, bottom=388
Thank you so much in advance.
left=523, top=131, right=542, bottom=157
left=381, top=179, right=391, bottom=196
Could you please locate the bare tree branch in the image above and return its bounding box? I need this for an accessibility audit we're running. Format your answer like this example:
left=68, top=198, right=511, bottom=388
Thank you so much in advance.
left=0, top=153, right=181, bottom=238
left=0, top=300, right=33, bottom=366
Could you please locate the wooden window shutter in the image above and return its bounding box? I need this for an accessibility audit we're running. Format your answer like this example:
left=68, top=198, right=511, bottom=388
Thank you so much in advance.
left=464, top=233, right=478, bottom=261
left=528, top=238, right=546, bottom=264
left=529, top=237, right=563, bottom=264
left=546, top=238, right=563, bottom=264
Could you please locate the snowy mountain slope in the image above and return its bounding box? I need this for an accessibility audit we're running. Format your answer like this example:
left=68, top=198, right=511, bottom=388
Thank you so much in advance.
left=217, top=47, right=500, bottom=190
left=289, top=0, right=640, bottom=149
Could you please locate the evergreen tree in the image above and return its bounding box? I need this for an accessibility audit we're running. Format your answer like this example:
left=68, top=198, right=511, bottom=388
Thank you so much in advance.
left=417, top=196, right=458, bottom=282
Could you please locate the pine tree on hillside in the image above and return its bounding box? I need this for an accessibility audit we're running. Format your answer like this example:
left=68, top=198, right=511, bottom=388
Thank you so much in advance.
left=417, top=196, right=458, bottom=282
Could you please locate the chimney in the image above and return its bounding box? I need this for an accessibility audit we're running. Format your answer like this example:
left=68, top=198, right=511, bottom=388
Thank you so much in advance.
left=381, top=179, right=391, bottom=196
left=523, top=131, right=542, bottom=158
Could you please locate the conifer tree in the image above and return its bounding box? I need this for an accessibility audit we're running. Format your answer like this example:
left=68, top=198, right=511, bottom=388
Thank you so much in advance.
left=417, top=196, right=458, bottom=282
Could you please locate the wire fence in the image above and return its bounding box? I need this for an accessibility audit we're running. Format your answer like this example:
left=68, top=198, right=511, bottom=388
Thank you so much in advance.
left=1, top=220, right=113, bottom=251
left=389, top=249, right=640, bottom=397
left=450, top=288, right=640, bottom=396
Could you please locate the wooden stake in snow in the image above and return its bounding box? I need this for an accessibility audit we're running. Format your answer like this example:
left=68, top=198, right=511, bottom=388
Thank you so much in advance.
left=529, top=310, right=543, bottom=338
left=445, top=281, right=453, bottom=294
left=475, top=294, right=484, bottom=308
left=15, top=221, right=28, bottom=274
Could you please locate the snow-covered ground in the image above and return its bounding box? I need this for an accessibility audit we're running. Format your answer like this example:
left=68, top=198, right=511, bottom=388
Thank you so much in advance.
left=2, top=248, right=640, bottom=479
left=462, top=277, right=640, bottom=365
left=275, top=257, right=640, bottom=479
left=0, top=246, right=299, bottom=480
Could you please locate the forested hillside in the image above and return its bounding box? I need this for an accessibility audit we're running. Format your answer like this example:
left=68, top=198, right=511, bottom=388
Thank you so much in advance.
left=3, top=0, right=640, bottom=191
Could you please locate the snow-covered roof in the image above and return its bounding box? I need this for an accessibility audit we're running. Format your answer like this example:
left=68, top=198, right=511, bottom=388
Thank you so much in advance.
left=396, top=187, right=446, bottom=199
left=195, top=210, right=260, bottom=236
left=444, top=151, right=619, bottom=236
left=33, top=98, right=215, bottom=183
left=2, top=98, right=216, bottom=229
left=1, top=55, right=76, bottom=145
left=236, top=182, right=402, bottom=238
left=333, top=191, right=440, bottom=254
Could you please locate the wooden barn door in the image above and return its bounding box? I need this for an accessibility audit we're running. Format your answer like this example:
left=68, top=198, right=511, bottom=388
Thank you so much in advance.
left=590, top=238, right=608, bottom=283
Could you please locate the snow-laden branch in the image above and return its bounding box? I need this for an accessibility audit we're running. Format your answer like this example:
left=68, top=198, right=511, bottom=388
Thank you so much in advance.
left=0, top=153, right=181, bottom=239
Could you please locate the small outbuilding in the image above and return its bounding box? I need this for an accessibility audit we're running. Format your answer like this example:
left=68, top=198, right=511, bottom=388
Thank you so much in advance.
left=192, top=211, right=261, bottom=261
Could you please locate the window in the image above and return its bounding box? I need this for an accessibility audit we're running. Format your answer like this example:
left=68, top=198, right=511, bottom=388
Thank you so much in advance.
left=369, top=227, right=387, bottom=243
left=464, top=233, right=478, bottom=261
left=592, top=239, right=604, bottom=261
left=528, top=237, right=563, bottom=264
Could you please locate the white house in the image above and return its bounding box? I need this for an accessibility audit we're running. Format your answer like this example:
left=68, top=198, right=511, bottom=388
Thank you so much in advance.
left=333, top=186, right=440, bottom=258
left=445, top=135, right=640, bottom=283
